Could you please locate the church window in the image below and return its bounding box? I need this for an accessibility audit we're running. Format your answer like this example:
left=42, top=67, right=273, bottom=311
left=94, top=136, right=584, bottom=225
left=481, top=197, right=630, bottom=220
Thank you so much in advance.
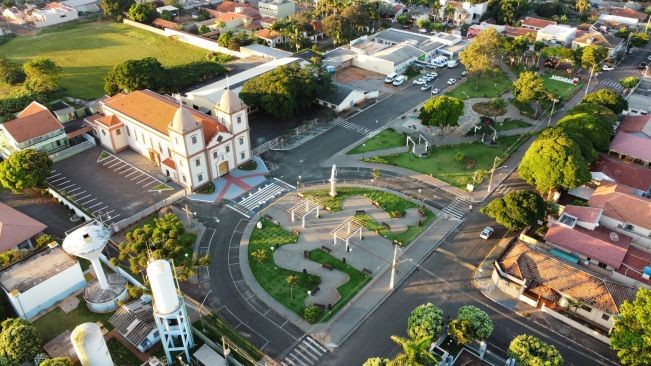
left=239, top=137, right=244, bottom=145
left=116, top=129, right=121, bottom=136
left=195, top=158, right=200, bottom=167
left=237, top=116, right=241, bottom=124
left=191, top=135, right=197, bottom=144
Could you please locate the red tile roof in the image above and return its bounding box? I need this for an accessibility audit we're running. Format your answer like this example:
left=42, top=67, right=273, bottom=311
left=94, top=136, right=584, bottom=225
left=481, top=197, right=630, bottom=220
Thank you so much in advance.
left=545, top=222, right=631, bottom=269
left=592, top=154, right=651, bottom=191
left=102, top=90, right=228, bottom=144
left=152, top=18, right=179, bottom=29
left=96, top=115, right=122, bottom=128
left=604, top=7, right=648, bottom=21
left=498, top=241, right=636, bottom=314
left=618, top=114, right=650, bottom=134
left=162, top=158, right=176, bottom=170
left=2, top=102, right=64, bottom=144
left=256, top=28, right=281, bottom=40
left=616, top=246, right=651, bottom=287
left=522, top=17, right=556, bottom=29
left=562, top=205, right=602, bottom=225
left=588, top=182, right=651, bottom=229
left=0, top=202, right=47, bottom=252
left=609, top=131, right=651, bottom=163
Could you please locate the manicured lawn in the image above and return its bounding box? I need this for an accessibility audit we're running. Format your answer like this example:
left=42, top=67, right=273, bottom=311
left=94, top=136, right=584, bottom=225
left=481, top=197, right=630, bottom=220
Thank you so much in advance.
left=248, top=219, right=320, bottom=318
left=33, top=295, right=114, bottom=343
left=106, top=338, right=142, bottom=366
left=302, top=187, right=419, bottom=215
left=307, top=249, right=370, bottom=322
left=542, top=73, right=583, bottom=101
left=445, top=70, right=512, bottom=100
left=495, top=119, right=532, bottom=131
left=510, top=98, right=535, bottom=118
left=364, top=135, right=526, bottom=189
left=0, top=21, right=208, bottom=99
left=355, top=209, right=436, bottom=246
left=194, top=314, right=264, bottom=365
left=347, top=128, right=405, bottom=155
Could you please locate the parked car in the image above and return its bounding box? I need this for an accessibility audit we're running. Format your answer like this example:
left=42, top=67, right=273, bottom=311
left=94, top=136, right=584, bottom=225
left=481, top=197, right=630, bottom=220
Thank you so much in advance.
left=428, top=72, right=438, bottom=78
left=392, top=75, right=407, bottom=86
left=447, top=78, right=457, bottom=85
left=421, top=84, right=431, bottom=91
left=639, top=62, right=648, bottom=70
left=602, top=64, right=615, bottom=71
left=447, top=60, right=459, bottom=68
left=385, top=72, right=398, bottom=83
left=647, top=55, right=651, bottom=61
left=480, top=227, right=494, bottom=240
left=461, top=71, right=468, bottom=77
left=431, top=88, right=440, bottom=95
left=422, top=75, right=435, bottom=82
left=413, top=78, right=426, bottom=85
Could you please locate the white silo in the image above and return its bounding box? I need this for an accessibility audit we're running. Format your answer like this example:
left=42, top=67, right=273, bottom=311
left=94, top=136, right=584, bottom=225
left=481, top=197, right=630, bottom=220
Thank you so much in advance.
left=71, top=322, right=114, bottom=366
left=147, top=259, right=194, bottom=364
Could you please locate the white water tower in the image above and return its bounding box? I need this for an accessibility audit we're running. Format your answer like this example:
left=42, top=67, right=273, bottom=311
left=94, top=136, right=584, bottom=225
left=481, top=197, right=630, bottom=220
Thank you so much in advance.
left=147, top=259, right=194, bottom=364
left=71, top=322, right=114, bottom=366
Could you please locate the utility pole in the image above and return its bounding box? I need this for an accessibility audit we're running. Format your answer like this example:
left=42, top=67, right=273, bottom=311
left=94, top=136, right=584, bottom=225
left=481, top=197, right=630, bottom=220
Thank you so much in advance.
left=389, top=244, right=398, bottom=290
left=487, top=156, right=499, bottom=193
left=584, top=65, right=595, bottom=97
left=547, top=98, right=559, bottom=126
left=181, top=204, right=195, bottom=227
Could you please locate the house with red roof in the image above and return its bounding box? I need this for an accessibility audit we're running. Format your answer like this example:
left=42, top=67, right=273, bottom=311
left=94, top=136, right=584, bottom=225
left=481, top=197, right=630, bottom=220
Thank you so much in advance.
left=85, top=89, right=251, bottom=191
left=0, top=101, right=68, bottom=158
left=256, top=28, right=283, bottom=47
left=521, top=17, right=556, bottom=31
left=609, top=114, right=651, bottom=166
left=0, top=202, right=47, bottom=253
left=591, top=154, right=651, bottom=192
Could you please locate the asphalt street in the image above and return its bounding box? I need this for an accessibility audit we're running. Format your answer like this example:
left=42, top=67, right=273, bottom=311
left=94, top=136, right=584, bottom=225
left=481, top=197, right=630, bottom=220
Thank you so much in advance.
left=596, top=44, right=651, bottom=92
left=320, top=172, right=619, bottom=366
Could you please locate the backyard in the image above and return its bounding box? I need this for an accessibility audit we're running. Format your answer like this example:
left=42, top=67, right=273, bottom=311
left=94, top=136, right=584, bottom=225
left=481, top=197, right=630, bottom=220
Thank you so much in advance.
left=347, top=128, right=405, bottom=155
left=364, top=135, right=527, bottom=188
left=0, top=21, right=208, bottom=99
left=106, top=338, right=142, bottom=366
left=33, top=295, right=114, bottom=343
left=445, top=70, right=511, bottom=100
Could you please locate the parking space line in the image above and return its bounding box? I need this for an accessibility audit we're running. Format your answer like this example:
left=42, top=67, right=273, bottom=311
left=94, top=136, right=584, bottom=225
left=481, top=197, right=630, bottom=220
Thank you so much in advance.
left=86, top=201, right=103, bottom=210
left=49, top=177, right=66, bottom=184
left=118, top=167, right=133, bottom=175
left=67, top=187, right=82, bottom=193
left=55, top=180, right=71, bottom=186
left=101, top=156, right=117, bottom=164
left=77, top=194, right=91, bottom=200
left=60, top=183, right=76, bottom=190
left=142, top=181, right=156, bottom=188
left=103, top=209, right=115, bottom=215
left=93, top=206, right=110, bottom=214
left=78, top=197, right=96, bottom=205
left=124, top=170, right=140, bottom=178
left=136, top=177, right=151, bottom=184
left=48, top=173, right=61, bottom=179
left=130, top=174, right=144, bottom=181
left=105, top=161, right=122, bottom=169
left=113, top=165, right=130, bottom=172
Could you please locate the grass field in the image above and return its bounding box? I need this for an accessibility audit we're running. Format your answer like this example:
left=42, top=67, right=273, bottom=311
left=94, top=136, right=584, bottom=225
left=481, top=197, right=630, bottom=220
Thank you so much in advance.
left=347, top=129, right=405, bottom=155
left=355, top=210, right=436, bottom=246
left=0, top=21, right=208, bottom=99
left=446, top=70, right=511, bottom=100
left=495, top=119, right=532, bottom=131
left=542, top=73, right=583, bottom=101
left=303, top=187, right=419, bottom=215
left=106, top=338, right=142, bottom=366
left=33, top=295, right=114, bottom=343
left=364, top=135, right=526, bottom=188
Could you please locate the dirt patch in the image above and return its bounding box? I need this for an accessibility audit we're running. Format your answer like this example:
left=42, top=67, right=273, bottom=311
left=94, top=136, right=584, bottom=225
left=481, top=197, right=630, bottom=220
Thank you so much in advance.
left=334, top=67, right=393, bottom=94
left=472, top=101, right=507, bottom=116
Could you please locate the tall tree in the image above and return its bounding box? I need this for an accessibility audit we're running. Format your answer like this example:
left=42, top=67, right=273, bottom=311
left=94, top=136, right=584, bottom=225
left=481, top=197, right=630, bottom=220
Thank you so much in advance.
left=556, top=112, right=614, bottom=151
left=0, top=149, right=52, bottom=193
left=127, top=3, right=154, bottom=23
left=628, top=32, right=649, bottom=50
left=581, top=45, right=608, bottom=72
left=0, top=57, right=25, bottom=85
left=0, top=318, right=42, bottom=364
left=518, top=128, right=591, bottom=198
left=99, top=0, right=134, bottom=19
left=610, top=288, right=651, bottom=366
left=322, top=15, right=356, bottom=45
left=448, top=305, right=493, bottom=345
left=508, top=335, right=563, bottom=366
left=22, top=57, right=61, bottom=93
left=575, top=0, right=590, bottom=17
left=512, top=71, right=547, bottom=117
left=619, top=76, right=640, bottom=90
left=388, top=335, right=437, bottom=366
left=480, top=190, right=546, bottom=231
left=104, top=57, right=164, bottom=95
left=582, top=89, right=628, bottom=114
left=363, top=357, right=389, bottom=366
left=407, top=303, right=444, bottom=340
left=459, top=28, right=501, bottom=89
left=40, top=358, right=74, bottom=366
left=419, top=95, right=464, bottom=131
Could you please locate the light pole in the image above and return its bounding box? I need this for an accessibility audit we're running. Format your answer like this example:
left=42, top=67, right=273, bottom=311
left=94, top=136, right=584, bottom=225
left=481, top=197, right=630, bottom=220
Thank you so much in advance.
left=547, top=98, right=559, bottom=126
left=389, top=244, right=398, bottom=290
left=418, top=188, right=422, bottom=206
left=362, top=143, right=366, bottom=160
left=487, top=156, right=508, bottom=193
left=199, top=289, right=213, bottom=331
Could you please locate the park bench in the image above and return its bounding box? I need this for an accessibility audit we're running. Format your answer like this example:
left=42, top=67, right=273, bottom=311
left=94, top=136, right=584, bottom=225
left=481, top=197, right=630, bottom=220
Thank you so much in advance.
left=263, top=214, right=273, bottom=222
left=362, top=268, right=373, bottom=276
left=322, top=263, right=334, bottom=271
left=321, top=246, right=331, bottom=254
left=381, top=222, right=391, bottom=230
left=355, top=210, right=366, bottom=215
left=304, top=250, right=309, bottom=259
left=292, top=229, right=300, bottom=236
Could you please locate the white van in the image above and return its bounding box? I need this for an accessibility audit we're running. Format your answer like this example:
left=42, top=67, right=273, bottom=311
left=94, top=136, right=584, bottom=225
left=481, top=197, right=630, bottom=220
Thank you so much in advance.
left=392, top=75, right=407, bottom=86
left=447, top=60, right=459, bottom=68
left=384, top=72, right=398, bottom=83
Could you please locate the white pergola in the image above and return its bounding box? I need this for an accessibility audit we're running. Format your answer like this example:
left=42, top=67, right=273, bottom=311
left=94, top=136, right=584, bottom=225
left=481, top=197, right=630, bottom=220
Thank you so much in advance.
left=332, top=216, right=363, bottom=252
left=287, top=198, right=321, bottom=228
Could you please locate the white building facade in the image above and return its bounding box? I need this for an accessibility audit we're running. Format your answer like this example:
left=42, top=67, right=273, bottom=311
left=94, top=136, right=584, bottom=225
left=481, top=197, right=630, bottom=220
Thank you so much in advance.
left=258, top=0, right=295, bottom=19
left=86, top=89, right=251, bottom=191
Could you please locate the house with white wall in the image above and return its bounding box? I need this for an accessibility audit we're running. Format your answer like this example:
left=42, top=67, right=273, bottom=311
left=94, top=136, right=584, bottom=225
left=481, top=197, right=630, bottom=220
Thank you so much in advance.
left=257, top=0, right=295, bottom=19
left=0, top=244, right=85, bottom=320
left=85, top=89, right=251, bottom=191
left=28, top=3, right=79, bottom=28
left=536, top=24, right=577, bottom=47
left=0, top=101, right=68, bottom=158
left=436, top=0, right=487, bottom=25
left=316, top=84, right=367, bottom=113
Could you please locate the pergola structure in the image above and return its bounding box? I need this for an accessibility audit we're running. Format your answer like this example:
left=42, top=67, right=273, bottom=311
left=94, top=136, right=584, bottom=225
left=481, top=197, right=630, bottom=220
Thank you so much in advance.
left=287, top=197, right=321, bottom=228
left=332, top=216, right=363, bottom=252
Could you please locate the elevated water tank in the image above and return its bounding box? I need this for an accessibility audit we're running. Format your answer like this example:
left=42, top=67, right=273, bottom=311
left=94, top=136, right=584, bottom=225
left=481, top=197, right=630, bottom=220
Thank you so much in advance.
left=147, top=259, right=180, bottom=314
left=71, top=323, right=113, bottom=366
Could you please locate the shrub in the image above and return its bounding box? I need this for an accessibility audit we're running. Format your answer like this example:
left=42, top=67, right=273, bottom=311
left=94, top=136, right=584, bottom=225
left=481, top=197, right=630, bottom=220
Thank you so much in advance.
left=303, top=305, right=322, bottom=323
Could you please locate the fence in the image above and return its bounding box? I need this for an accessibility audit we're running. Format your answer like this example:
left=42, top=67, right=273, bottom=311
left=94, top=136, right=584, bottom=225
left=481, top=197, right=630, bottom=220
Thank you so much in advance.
left=252, top=118, right=320, bottom=155
left=122, top=19, right=246, bottom=58
left=541, top=305, right=611, bottom=344
left=47, top=187, right=92, bottom=221
left=111, top=189, right=187, bottom=232
left=49, top=133, right=96, bottom=162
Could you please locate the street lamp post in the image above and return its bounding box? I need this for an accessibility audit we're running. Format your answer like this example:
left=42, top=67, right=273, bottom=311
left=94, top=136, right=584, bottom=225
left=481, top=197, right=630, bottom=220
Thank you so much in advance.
left=418, top=188, right=422, bottom=206
left=547, top=98, right=559, bottom=126
left=487, top=156, right=508, bottom=193
left=389, top=244, right=398, bottom=290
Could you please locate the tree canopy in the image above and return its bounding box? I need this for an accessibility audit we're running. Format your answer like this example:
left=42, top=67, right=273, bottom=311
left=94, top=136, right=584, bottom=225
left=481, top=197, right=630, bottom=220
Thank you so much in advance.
left=0, top=318, right=42, bottom=364
left=459, top=28, right=501, bottom=79
left=322, top=15, right=356, bottom=45
left=565, top=102, right=617, bottom=127
left=40, top=358, right=74, bottom=366
left=448, top=305, right=494, bottom=345
left=0, top=149, right=53, bottom=193
left=389, top=335, right=438, bottom=366
left=100, top=0, right=134, bottom=19
left=240, top=63, right=332, bottom=118
left=512, top=71, right=547, bottom=116
left=480, top=190, right=546, bottom=231
left=363, top=357, right=389, bottom=366
left=508, top=334, right=563, bottom=366
left=556, top=112, right=613, bottom=151
left=610, top=288, right=651, bottom=366
left=582, top=89, right=628, bottom=114
left=566, top=131, right=598, bottom=163
left=580, top=45, right=608, bottom=70
left=419, top=95, right=464, bottom=130
left=628, top=32, right=649, bottom=50
left=407, top=303, right=444, bottom=340
left=619, top=76, right=640, bottom=90
left=23, top=57, right=61, bottom=93
left=127, top=3, right=155, bottom=23
left=518, top=128, right=591, bottom=197
left=0, top=57, right=25, bottom=85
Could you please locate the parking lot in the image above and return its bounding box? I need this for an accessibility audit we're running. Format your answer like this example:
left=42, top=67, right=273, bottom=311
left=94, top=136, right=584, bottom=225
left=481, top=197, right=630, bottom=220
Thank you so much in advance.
left=334, top=67, right=396, bottom=94
left=48, top=147, right=182, bottom=227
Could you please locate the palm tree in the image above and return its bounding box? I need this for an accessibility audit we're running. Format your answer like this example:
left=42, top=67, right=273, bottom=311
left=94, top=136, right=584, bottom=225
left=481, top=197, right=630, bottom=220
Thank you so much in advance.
left=287, top=275, right=298, bottom=299
left=387, top=336, right=438, bottom=366
left=443, top=4, right=455, bottom=24
left=431, top=0, right=442, bottom=21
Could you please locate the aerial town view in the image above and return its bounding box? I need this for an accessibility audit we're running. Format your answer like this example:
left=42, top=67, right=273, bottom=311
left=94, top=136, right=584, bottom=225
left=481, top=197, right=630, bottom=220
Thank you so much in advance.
left=0, top=0, right=650, bottom=364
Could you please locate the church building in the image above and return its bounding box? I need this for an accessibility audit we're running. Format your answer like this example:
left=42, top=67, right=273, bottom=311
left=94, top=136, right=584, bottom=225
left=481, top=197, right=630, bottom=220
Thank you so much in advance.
left=85, top=89, right=251, bottom=191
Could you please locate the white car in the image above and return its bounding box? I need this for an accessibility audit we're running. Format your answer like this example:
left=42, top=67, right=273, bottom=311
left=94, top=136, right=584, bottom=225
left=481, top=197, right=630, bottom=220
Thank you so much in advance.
left=392, top=75, right=407, bottom=86
left=602, top=64, right=615, bottom=71
left=447, top=78, right=457, bottom=85
left=647, top=55, right=651, bottom=61
left=480, top=227, right=494, bottom=240
left=423, top=75, right=435, bottom=82
left=420, top=84, right=431, bottom=91
left=461, top=71, right=468, bottom=77
left=428, top=72, right=438, bottom=78
left=413, top=78, right=426, bottom=85
left=431, top=88, right=440, bottom=95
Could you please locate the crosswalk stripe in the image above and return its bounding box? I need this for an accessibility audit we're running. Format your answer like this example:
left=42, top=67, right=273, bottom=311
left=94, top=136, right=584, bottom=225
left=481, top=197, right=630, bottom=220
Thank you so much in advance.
left=304, top=336, right=327, bottom=352
left=279, top=336, right=327, bottom=366
left=288, top=352, right=310, bottom=366
left=297, top=344, right=320, bottom=361
left=334, top=120, right=371, bottom=134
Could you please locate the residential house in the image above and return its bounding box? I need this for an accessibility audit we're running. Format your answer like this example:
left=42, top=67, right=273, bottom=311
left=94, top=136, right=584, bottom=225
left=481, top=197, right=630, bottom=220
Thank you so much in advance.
left=85, top=89, right=251, bottom=191
left=521, top=17, right=556, bottom=31
left=0, top=245, right=85, bottom=320
left=625, top=79, right=650, bottom=115
left=28, top=3, right=79, bottom=28
left=0, top=203, right=47, bottom=252
left=152, top=18, right=180, bottom=30
left=109, top=299, right=159, bottom=352
left=60, top=0, right=100, bottom=13
left=536, top=24, right=577, bottom=46
left=50, top=100, right=77, bottom=123
left=2, top=7, right=27, bottom=23
left=257, top=0, right=295, bottom=19
left=608, top=114, right=651, bottom=166
left=493, top=240, right=636, bottom=333
left=591, top=154, right=651, bottom=192
left=156, top=5, right=179, bottom=17
left=597, top=7, right=648, bottom=28
left=256, top=28, right=283, bottom=47
left=436, top=0, right=488, bottom=25
left=0, top=101, right=68, bottom=158
left=572, top=32, right=625, bottom=57
left=467, top=22, right=536, bottom=39
left=316, top=84, right=367, bottom=113
left=612, top=246, right=651, bottom=289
